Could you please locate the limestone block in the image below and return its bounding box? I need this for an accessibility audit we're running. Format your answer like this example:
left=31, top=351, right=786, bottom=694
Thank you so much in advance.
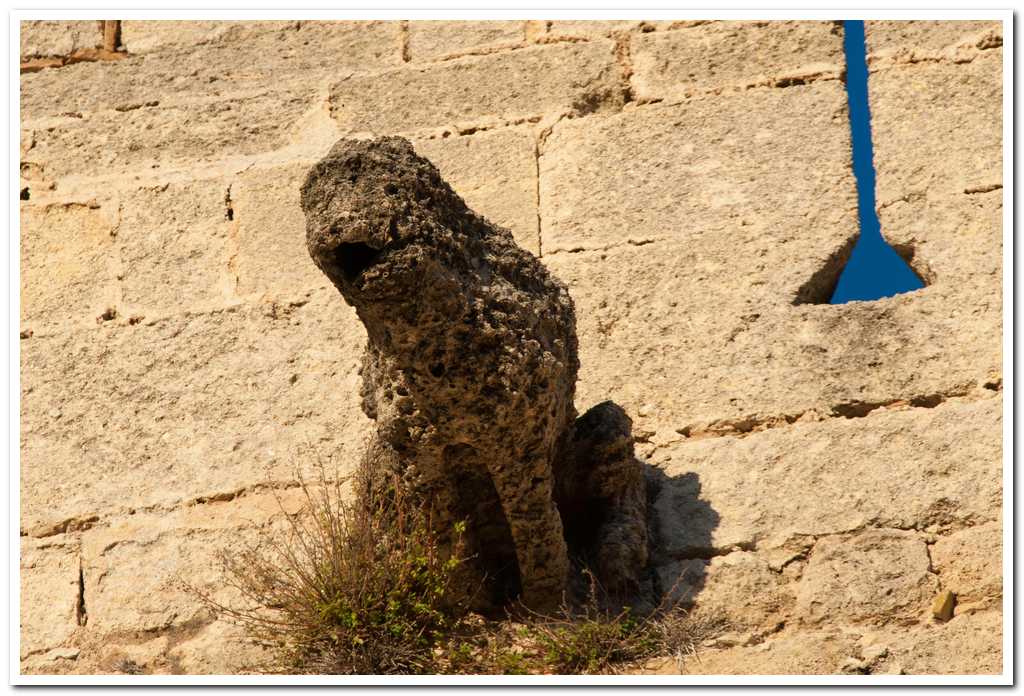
left=546, top=238, right=1000, bottom=436
left=412, top=127, right=539, bottom=253
left=82, top=527, right=238, bottom=634
left=545, top=20, right=653, bottom=38
left=20, top=202, right=119, bottom=332
left=931, top=522, right=1003, bottom=605
left=660, top=552, right=794, bottom=632
left=795, top=529, right=938, bottom=626
left=407, top=21, right=524, bottom=61
left=868, top=52, right=1002, bottom=299
left=878, top=610, right=1002, bottom=674
left=233, top=162, right=333, bottom=300
left=651, top=399, right=1001, bottom=556
left=866, top=20, right=1002, bottom=64
left=118, top=178, right=233, bottom=315
left=79, top=491, right=304, bottom=636
left=631, top=21, right=844, bottom=102
left=22, top=88, right=320, bottom=183
left=20, top=289, right=369, bottom=532
left=20, top=22, right=402, bottom=181
left=540, top=81, right=856, bottom=253
left=120, top=20, right=296, bottom=54
left=877, top=188, right=1001, bottom=292
left=869, top=52, right=1002, bottom=206
left=22, top=22, right=402, bottom=122
left=541, top=77, right=997, bottom=429
left=679, top=629, right=861, bottom=675
left=328, top=40, right=622, bottom=135
left=166, top=619, right=272, bottom=674
left=20, top=20, right=99, bottom=59
left=20, top=537, right=81, bottom=660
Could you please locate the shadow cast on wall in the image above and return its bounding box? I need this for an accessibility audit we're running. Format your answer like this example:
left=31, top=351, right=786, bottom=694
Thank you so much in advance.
left=643, top=466, right=721, bottom=609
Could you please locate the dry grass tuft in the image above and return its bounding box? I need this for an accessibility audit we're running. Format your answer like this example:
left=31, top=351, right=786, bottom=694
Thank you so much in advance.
left=190, top=457, right=726, bottom=675
left=192, top=461, right=472, bottom=675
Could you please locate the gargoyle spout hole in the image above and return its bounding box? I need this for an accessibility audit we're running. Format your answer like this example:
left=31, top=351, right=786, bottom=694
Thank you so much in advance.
left=333, top=241, right=382, bottom=281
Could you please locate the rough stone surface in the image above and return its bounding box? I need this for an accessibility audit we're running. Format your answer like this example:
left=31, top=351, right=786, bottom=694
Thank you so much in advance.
left=120, top=20, right=296, bottom=54
left=658, top=552, right=793, bottom=632
left=651, top=398, right=1001, bottom=556
left=874, top=610, right=1003, bottom=675
left=407, top=21, right=525, bottom=62
left=631, top=21, right=844, bottom=102
left=673, top=630, right=862, bottom=675
left=795, top=529, right=938, bottom=626
left=19, top=19, right=1003, bottom=676
left=540, top=82, right=856, bottom=253
left=20, top=292, right=369, bottom=535
left=865, top=20, right=1002, bottom=66
left=931, top=522, right=1003, bottom=607
left=300, top=137, right=647, bottom=610
left=546, top=20, right=654, bottom=38
left=411, top=127, right=540, bottom=253
left=20, top=538, right=82, bottom=660
left=20, top=21, right=402, bottom=181
left=117, top=178, right=234, bottom=315
left=233, top=162, right=336, bottom=301
left=869, top=52, right=1002, bottom=208
left=21, top=20, right=100, bottom=59
left=328, top=41, right=623, bottom=135
left=20, top=202, right=119, bottom=333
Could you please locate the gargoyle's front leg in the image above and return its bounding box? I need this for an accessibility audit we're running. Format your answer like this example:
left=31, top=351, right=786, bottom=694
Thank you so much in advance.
left=485, top=456, right=570, bottom=613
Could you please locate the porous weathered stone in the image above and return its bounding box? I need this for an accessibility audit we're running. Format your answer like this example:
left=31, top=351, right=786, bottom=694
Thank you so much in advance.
left=407, top=21, right=524, bottom=62
left=301, top=137, right=647, bottom=610
left=631, top=21, right=844, bottom=102
left=796, top=529, right=938, bottom=626
left=328, top=41, right=623, bottom=135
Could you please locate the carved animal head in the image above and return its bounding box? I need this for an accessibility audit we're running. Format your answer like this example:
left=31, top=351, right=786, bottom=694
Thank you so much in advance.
left=300, top=137, right=484, bottom=311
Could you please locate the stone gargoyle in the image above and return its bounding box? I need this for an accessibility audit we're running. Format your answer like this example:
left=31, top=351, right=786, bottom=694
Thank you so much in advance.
left=300, top=136, right=648, bottom=613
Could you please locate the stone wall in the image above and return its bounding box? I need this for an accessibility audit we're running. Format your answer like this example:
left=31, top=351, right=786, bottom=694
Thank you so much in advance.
left=19, top=19, right=1003, bottom=675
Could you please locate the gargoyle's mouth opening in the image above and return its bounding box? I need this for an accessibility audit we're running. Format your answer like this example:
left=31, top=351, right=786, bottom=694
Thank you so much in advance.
left=333, top=241, right=383, bottom=282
